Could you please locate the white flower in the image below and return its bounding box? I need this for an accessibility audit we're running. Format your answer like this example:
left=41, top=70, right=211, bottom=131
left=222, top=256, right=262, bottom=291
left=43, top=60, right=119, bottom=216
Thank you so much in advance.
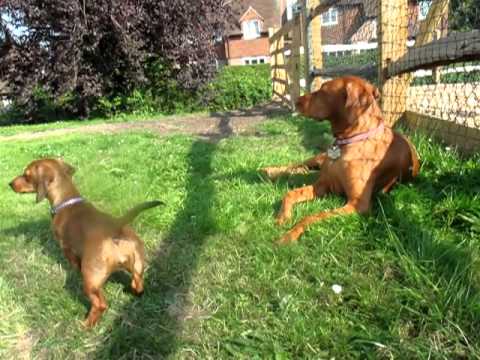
left=331, top=284, right=342, bottom=294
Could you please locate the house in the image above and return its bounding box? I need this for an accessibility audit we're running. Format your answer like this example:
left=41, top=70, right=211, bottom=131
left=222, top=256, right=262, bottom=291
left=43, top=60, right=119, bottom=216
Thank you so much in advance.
left=216, top=0, right=446, bottom=65
left=218, top=0, right=282, bottom=66
left=320, top=0, right=387, bottom=44
left=316, top=0, right=447, bottom=44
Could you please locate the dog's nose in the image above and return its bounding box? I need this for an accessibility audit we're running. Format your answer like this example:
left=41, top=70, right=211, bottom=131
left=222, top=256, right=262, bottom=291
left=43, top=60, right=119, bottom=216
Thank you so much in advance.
left=8, top=181, right=14, bottom=189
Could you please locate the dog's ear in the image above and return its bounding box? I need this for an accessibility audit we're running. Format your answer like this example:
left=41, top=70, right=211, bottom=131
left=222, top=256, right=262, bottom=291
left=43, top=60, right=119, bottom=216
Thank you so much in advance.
left=345, top=82, right=373, bottom=111
left=56, top=159, right=76, bottom=176
left=36, top=179, right=49, bottom=203
left=34, top=164, right=54, bottom=203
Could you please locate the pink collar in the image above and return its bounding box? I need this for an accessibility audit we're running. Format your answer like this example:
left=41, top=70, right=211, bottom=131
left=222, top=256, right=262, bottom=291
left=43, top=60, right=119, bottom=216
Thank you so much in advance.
left=335, top=122, right=385, bottom=146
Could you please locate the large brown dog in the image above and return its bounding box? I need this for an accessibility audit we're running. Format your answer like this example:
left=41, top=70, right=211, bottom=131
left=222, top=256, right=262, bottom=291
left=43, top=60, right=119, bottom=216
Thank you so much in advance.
left=263, top=76, right=420, bottom=244
left=9, top=159, right=162, bottom=327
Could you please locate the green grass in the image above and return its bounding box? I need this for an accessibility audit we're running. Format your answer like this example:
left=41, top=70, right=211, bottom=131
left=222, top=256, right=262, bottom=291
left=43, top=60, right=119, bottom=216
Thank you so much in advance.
left=0, top=115, right=479, bottom=359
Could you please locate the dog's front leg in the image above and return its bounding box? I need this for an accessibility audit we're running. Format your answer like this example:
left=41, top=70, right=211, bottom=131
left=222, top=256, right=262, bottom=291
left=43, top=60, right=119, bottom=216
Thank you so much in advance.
left=278, top=203, right=358, bottom=245
left=276, top=181, right=328, bottom=225
left=278, top=182, right=373, bottom=245
left=63, top=247, right=81, bottom=270
left=262, top=153, right=328, bottom=181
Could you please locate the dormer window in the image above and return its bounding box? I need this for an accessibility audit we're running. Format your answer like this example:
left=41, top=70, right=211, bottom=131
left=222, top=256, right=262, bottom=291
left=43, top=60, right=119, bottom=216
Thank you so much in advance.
left=418, top=0, right=432, bottom=20
left=243, top=20, right=261, bottom=40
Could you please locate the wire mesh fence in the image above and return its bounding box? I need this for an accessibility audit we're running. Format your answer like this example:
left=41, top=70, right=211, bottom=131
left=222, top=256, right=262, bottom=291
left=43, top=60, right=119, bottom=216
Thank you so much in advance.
left=404, top=0, right=480, bottom=152
left=270, top=0, right=480, bottom=152
left=319, top=0, right=379, bottom=84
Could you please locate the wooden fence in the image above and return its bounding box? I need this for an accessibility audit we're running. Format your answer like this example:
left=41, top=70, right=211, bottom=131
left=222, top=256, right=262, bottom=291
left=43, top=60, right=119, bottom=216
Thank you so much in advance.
left=269, top=0, right=480, bottom=153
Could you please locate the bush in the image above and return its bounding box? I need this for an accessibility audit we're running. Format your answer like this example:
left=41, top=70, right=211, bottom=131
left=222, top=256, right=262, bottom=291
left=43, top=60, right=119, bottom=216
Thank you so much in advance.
left=0, top=87, right=80, bottom=124
left=94, top=64, right=272, bottom=117
left=323, top=50, right=378, bottom=84
left=1, top=63, right=273, bottom=124
left=88, top=64, right=272, bottom=116
left=204, top=64, right=272, bottom=111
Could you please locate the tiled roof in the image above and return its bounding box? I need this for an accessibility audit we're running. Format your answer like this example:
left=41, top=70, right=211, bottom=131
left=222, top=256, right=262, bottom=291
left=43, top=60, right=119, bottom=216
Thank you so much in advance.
left=226, top=0, right=281, bottom=36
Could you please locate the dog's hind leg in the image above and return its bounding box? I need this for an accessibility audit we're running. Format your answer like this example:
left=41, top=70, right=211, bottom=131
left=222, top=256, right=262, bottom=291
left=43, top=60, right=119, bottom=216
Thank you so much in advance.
left=82, top=267, right=109, bottom=328
left=129, top=251, right=145, bottom=296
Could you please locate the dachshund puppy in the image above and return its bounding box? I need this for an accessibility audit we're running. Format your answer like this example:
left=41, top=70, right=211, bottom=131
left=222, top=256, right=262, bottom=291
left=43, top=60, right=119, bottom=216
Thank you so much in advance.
left=10, top=159, right=162, bottom=327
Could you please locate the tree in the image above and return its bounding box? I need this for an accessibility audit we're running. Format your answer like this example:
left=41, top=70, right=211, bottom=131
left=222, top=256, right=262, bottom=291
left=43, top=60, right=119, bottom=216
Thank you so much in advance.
left=0, top=0, right=232, bottom=118
left=450, top=0, right=479, bottom=31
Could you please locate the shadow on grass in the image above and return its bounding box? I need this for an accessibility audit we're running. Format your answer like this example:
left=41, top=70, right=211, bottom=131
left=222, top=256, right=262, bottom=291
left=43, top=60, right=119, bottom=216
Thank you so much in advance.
left=1, top=218, right=135, bottom=310
left=221, top=115, right=332, bottom=189
left=93, top=139, right=218, bottom=358
left=250, top=113, right=480, bottom=353
left=334, top=156, right=477, bottom=354
left=349, top=168, right=480, bottom=354
left=0, top=103, right=287, bottom=358
left=288, top=116, right=333, bottom=153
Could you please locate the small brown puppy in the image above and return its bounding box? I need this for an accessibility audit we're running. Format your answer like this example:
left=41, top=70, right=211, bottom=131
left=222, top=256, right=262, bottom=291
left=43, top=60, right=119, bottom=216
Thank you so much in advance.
left=10, top=159, right=162, bottom=327
left=262, top=76, right=420, bottom=244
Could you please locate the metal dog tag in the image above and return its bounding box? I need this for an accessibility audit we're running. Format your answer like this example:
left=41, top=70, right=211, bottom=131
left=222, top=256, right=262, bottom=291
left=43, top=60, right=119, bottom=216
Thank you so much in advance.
left=327, top=145, right=341, bottom=160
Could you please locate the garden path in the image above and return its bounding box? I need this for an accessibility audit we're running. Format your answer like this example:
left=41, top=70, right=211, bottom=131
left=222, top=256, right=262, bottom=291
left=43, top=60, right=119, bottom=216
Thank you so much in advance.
left=0, top=103, right=288, bottom=142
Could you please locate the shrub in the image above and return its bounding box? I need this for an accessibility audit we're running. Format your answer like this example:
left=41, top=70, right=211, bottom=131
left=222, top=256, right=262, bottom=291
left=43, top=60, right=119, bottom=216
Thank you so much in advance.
left=204, top=64, right=272, bottom=111
left=92, top=64, right=272, bottom=116
left=0, top=87, right=80, bottom=124
left=0, top=63, right=273, bottom=124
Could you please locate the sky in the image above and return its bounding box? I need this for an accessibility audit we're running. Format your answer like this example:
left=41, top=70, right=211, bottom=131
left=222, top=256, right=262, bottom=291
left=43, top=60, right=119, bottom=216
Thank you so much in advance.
left=1, top=12, right=28, bottom=38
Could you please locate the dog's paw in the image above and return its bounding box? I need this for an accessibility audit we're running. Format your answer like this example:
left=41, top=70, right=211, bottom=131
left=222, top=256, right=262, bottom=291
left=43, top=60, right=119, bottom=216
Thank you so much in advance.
left=276, top=231, right=299, bottom=245
left=82, top=318, right=96, bottom=329
left=261, top=167, right=281, bottom=181
left=276, top=213, right=289, bottom=226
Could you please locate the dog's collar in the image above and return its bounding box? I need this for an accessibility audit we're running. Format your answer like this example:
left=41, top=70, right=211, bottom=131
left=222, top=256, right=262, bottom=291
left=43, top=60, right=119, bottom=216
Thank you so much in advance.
left=51, top=197, right=84, bottom=216
left=334, top=122, right=385, bottom=146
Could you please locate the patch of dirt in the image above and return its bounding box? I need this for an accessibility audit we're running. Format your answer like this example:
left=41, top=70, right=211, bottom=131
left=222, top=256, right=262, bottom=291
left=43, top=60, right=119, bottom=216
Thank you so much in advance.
left=0, top=103, right=289, bottom=143
left=13, top=331, right=39, bottom=360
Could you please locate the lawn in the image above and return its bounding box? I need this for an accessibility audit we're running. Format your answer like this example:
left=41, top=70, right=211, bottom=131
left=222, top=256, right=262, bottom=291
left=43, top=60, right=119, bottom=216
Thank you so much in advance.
left=0, top=115, right=479, bottom=359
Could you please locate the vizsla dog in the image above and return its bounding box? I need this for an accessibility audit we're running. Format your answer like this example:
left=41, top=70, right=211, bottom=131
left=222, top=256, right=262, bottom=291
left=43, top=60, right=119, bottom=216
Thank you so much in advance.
left=9, top=159, right=162, bottom=327
left=263, top=76, right=420, bottom=244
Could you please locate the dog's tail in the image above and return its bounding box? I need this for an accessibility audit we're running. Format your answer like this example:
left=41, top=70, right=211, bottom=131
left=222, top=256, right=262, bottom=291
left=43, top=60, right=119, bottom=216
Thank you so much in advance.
left=116, top=200, right=164, bottom=227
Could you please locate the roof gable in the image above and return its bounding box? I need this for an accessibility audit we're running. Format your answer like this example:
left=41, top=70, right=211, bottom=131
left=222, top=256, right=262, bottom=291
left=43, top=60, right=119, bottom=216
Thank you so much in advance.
left=226, top=0, right=280, bottom=36
left=239, top=6, right=265, bottom=22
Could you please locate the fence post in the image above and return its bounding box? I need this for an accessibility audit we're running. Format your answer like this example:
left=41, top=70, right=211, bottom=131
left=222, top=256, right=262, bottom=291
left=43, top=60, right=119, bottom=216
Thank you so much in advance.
left=269, top=27, right=287, bottom=101
left=290, top=16, right=302, bottom=106
left=410, top=0, right=449, bottom=85
left=378, top=0, right=409, bottom=126
left=432, top=30, right=442, bottom=83
left=306, top=0, right=323, bottom=92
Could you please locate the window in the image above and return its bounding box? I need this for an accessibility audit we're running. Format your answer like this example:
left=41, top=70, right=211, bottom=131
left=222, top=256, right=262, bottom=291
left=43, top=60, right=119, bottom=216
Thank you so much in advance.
left=242, top=20, right=261, bottom=40
left=322, top=7, right=338, bottom=26
left=418, top=0, right=431, bottom=20
left=243, top=56, right=267, bottom=65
